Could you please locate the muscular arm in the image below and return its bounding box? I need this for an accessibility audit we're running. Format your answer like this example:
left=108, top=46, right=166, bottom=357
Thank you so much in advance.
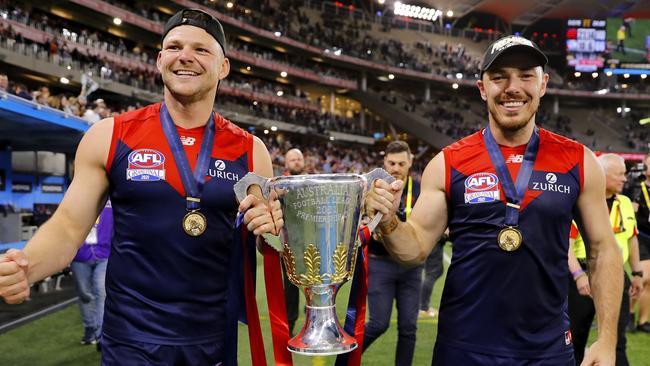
left=251, top=136, right=273, bottom=178
left=381, top=152, right=448, bottom=265
left=577, top=148, right=623, bottom=349
left=23, top=118, right=113, bottom=283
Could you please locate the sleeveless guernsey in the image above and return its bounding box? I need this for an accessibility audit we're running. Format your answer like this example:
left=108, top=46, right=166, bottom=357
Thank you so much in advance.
left=439, top=128, right=583, bottom=358
left=103, top=103, right=253, bottom=345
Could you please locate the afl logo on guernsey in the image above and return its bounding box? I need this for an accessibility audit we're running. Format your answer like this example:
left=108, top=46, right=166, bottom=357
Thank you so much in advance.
left=464, top=172, right=500, bottom=204
left=126, top=149, right=166, bottom=182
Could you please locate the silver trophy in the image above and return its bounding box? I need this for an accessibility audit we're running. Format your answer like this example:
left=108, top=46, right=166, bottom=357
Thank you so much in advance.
left=234, top=169, right=394, bottom=355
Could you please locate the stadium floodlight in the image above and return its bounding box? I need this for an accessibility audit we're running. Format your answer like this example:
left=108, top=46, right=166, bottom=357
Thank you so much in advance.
left=113, top=17, right=122, bottom=25
left=280, top=71, right=288, bottom=78
left=394, top=2, right=442, bottom=22
left=59, top=77, right=70, bottom=84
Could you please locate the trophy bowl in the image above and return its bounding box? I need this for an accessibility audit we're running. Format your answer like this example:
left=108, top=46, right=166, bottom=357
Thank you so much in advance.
left=234, top=169, right=393, bottom=355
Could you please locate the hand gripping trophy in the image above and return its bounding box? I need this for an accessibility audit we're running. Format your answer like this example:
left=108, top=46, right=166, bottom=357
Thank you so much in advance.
left=234, top=169, right=394, bottom=355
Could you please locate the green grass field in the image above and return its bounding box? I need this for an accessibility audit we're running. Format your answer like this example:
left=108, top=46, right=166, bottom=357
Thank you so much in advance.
left=607, top=18, right=650, bottom=63
left=1, top=249, right=649, bottom=365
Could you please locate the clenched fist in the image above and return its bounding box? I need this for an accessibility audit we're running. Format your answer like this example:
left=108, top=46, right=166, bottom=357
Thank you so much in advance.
left=365, top=179, right=404, bottom=225
left=0, top=249, right=30, bottom=304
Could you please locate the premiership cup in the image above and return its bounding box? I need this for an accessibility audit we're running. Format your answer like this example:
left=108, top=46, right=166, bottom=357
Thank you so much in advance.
left=234, top=169, right=394, bottom=355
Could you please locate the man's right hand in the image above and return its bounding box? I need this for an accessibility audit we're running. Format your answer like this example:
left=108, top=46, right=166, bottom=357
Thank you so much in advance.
left=365, top=178, right=404, bottom=225
left=0, top=249, right=30, bottom=304
left=575, top=275, right=591, bottom=297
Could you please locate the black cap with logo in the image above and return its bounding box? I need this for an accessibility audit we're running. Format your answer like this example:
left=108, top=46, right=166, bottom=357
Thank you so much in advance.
left=479, top=35, right=547, bottom=76
left=162, top=8, right=227, bottom=55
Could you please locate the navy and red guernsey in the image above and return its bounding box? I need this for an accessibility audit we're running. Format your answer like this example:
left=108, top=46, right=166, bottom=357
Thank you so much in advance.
left=103, top=102, right=254, bottom=345
left=438, top=128, right=584, bottom=358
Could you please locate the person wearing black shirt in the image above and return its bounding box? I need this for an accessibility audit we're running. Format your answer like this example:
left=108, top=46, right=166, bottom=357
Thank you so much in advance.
left=628, top=154, right=650, bottom=332
left=363, top=141, right=422, bottom=366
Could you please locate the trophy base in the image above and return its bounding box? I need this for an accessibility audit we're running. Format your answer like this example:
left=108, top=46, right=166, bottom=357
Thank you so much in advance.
left=287, top=304, right=358, bottom=356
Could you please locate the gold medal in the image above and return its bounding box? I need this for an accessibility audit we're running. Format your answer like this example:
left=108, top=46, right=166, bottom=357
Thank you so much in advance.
left=183, top=210, right=207, bottom=236
left=497, top=226, right=522, bottom=251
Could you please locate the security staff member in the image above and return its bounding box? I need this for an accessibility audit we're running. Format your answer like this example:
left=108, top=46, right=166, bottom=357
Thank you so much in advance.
left=568, top=153, right=644, bottom=366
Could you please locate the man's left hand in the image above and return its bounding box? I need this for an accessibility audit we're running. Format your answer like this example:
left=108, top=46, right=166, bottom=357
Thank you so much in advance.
left=630, top=275, right=644, bottom=300
left=239, top=192, right=283, bottom=236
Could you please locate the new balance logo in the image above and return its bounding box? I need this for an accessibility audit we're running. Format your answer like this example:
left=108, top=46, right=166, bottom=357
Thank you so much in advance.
left=180, top=136, right=196, bottom=146
left=506, top=154, right=523, bottom=164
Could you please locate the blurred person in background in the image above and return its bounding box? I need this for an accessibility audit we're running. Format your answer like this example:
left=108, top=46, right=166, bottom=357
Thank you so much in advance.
left=567, top=153, right=644, bottom=366
left=363, top=140, right=422, bottom=366
left=282, top=148, right=304, bottom=335
left=628, top=153, right=650, bottom=332
left=72, top=200, right=112, bottom=346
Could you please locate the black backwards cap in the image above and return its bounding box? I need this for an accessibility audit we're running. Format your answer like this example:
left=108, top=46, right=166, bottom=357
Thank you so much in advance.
left=162, top=8, right=227, bottom=55
left=479, top=35, right=547, bottom=76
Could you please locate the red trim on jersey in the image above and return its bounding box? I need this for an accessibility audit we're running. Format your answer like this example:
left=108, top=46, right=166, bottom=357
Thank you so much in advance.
left=578, top=145, right=585, bottom=193
left=570, top=222, right=579, bottom=239
left=105, top=117, right=121, bottom=173
left=443, top=149, right=451, bottom=200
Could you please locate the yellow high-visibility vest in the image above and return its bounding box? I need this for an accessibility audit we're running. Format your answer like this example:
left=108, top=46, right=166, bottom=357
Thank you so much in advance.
left=573, top=194, right=637, bottom=263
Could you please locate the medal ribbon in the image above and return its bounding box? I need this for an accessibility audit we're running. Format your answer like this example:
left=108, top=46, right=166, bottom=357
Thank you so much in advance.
left=483, top=126, right=540, bottom=227
left=261, top=242, right=294, bottom=365
left=225, top=214, right=268, bottom=366
left=334, top=225, right=371, bottom=366
left=160, top=103, right=215, bottom=211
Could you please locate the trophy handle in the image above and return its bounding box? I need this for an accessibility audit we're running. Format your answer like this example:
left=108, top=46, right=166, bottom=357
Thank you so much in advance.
left=362, top=168, right=396, bottom=232
left=233, top=173, right=283, bottom=252
left=233, top=172, right=271, bottom=202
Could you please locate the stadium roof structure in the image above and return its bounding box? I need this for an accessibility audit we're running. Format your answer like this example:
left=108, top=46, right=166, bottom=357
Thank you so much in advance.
left=424, top=0, right=650, bottom=26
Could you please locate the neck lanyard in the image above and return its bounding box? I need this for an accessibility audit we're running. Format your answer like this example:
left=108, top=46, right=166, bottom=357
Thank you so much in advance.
left=610, top=196, right=625, bottom=234
left=405, top=176, right=413, bottom=220
left=641, top=181, right=650, bottom=209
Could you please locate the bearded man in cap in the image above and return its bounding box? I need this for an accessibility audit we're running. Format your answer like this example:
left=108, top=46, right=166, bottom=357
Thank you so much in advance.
left=0, top=8, right=282, bottom=365
left=366, top=35, right=622, bottom=366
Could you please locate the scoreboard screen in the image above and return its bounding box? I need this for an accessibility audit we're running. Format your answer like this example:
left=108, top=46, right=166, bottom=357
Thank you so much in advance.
left=566, top=19, right=607, bottom=72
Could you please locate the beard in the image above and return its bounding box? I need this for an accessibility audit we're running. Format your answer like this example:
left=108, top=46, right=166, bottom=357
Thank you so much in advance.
left=488, top=97, right=539, bottom=132
left=289, top=167, right=304, bottom=175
